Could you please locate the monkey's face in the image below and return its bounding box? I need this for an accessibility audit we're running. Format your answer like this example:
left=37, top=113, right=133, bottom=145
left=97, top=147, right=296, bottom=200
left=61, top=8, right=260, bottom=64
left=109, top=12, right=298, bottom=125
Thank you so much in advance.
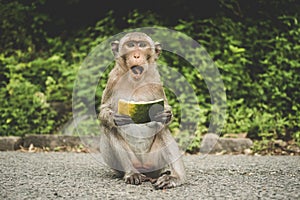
left=120, top=40, right=154, bottom=80
left=111, top=32, right=161, bottom=81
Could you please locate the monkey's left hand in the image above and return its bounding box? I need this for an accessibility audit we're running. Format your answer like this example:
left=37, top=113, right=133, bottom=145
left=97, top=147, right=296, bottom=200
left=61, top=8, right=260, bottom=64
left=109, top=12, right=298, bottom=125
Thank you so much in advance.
left=153, top=110, right=172, bottom=124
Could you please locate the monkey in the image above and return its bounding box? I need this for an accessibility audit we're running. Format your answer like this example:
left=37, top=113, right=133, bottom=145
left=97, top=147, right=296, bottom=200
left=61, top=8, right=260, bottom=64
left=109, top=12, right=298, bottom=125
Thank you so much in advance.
left=98, top=32, right=185, bottom=189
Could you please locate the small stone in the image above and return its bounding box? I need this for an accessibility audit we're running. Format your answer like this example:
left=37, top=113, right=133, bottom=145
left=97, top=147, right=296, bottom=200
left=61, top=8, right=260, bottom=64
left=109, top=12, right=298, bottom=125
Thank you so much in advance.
left=244, top=148, right=253, bottom=155
left=274, top=139, right=287, bottom=147
left=199, top=133, right=222, bottom=154
left=218, top=138, right=253, bottom=153
left=199, top=133, right=253, bottom=154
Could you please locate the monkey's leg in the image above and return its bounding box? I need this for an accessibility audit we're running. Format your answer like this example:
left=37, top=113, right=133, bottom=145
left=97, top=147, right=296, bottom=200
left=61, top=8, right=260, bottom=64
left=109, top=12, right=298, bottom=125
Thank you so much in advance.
left=152, top=129, right=186, bottom=189
left=100, top=131, right=147, bottom=185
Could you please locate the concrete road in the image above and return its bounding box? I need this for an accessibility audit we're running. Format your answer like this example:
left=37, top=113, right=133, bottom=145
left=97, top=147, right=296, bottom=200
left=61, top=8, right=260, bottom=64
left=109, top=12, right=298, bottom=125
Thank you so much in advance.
left=0, top=152, right=299, bottom=200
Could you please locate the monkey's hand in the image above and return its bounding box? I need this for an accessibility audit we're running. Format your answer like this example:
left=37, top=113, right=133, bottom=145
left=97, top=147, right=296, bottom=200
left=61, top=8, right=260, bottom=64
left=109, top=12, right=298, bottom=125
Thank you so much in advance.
left=153, top=174, right=179, bottom=190
left=124, top=172, right=147, bottom=185
left=153, top=110, right=172, bottom=124
left=113, top=114, right=134, bottom=126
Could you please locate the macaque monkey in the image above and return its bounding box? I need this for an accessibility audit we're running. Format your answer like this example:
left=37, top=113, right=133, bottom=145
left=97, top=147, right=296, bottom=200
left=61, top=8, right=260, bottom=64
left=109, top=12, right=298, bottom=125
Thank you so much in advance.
left=98, top=32, right=185, bottom=189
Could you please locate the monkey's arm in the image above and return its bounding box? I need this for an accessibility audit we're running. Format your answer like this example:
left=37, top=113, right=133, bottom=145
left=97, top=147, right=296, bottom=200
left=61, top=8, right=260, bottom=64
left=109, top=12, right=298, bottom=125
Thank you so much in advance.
left=99, top=69, right=134, bottom=127
left=99, top=102, right=115, bottom=127
left=99, top=92, right=133, bottom=128
left=152, top=86, right=173, bottom=125
left=98, top=69, right=117, bottom=128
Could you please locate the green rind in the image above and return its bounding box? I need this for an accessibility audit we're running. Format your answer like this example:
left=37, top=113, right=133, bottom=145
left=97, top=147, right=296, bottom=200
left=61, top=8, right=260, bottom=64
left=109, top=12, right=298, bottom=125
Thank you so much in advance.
left=129, top=100, right=164, bottom=123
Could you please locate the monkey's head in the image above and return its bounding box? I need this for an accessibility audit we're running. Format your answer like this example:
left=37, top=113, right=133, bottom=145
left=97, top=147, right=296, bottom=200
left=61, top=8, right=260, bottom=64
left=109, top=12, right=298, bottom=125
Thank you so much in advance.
left=111, top=32, right=161, bottom=81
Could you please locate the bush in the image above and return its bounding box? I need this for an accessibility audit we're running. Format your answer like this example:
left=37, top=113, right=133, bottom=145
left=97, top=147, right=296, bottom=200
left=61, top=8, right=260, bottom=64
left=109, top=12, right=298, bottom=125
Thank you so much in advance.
left=0, top=1, right=299, bottom=149
left=0, top=52, right=75, bottom=136
left=172, top=14, right=300, bottom=145
left=0, top=67, right=56, bottom=136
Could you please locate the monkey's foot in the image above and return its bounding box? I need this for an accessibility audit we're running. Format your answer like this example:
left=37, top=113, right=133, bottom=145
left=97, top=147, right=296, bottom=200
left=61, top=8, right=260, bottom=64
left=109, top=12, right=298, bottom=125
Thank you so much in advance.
left=124, top=172, right=146, bottom=185
left=153, top=174, right=178, bottom=189
left=141, top=176, right=157, bottom=184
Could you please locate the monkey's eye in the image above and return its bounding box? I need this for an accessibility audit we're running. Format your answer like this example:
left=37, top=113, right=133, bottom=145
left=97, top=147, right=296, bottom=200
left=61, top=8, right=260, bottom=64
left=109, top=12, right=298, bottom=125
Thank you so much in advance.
left=138, top=42, right=147, bottom=48
left=126, top=42, right=135, bottom=48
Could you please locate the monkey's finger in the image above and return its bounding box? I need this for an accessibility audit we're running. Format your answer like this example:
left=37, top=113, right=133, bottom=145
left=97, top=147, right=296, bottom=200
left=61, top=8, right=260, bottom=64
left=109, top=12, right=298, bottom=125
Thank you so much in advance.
left=113, top=114, right=134, bottom=126
left=153, top=112, right=172, bottom=124
left=114, top=114, right=133, bottom=121
left=164, top=110, right=172, bottom=114
left=163, top=112, right=172, bottom=123
left=146, top=177, right=158, bottom=184
left=133, top=174, right=141, bottom=185
left=138, top=174, right=148, bottom=184
left=149, top=178, right=157, bottom=184
left=153, top=174, right=177, bottom=189
left=155, top=111, right=172, bottom=118
left=153, top=179, right=175, bottom=190
left=125, top=173, right=144, bottom=185
left=126, top=174, right=134, bottom=184
left=129, top=176, right=135, bottom=184
left=134, top=177, right=141, bottom=185
left=114, top=119, right=128, bottom=126
left=141, top=176, right=156, bottom=183
left=153, top=180, right=169, bottom=189
left=114, top=120, right=132, bottom=126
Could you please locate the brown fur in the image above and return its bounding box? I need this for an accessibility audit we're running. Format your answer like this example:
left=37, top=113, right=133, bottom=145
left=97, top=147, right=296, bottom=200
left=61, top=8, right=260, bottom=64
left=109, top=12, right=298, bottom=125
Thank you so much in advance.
left=98, top=32, right=185, bottom=189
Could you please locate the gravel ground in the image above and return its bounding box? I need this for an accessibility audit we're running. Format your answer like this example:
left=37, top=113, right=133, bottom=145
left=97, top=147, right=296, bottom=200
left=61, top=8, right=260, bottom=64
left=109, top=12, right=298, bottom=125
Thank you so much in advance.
left=0, top=152, right=299, bottom=200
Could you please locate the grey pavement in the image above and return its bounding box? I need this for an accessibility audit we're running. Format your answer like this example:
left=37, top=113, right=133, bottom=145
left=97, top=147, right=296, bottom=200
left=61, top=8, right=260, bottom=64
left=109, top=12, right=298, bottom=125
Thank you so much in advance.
left=0, top=152, right=299, bottom=200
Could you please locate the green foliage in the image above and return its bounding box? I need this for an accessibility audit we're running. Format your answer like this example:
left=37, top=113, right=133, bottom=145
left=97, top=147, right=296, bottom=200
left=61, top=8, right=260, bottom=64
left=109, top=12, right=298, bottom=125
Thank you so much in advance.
left=0, top=0, right=48, bottom=52
left=0, top=66, right=56, bottom=136
left=0, top=0, right=299, bottom=150
left=126, top=10, right=163, bottom=28
left=0, top=51, right=75, bottom=136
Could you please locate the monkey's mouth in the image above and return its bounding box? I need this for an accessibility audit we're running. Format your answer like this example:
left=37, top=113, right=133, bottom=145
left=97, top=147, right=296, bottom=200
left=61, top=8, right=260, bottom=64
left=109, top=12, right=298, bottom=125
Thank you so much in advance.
left=130, top=65, right=144, bottom=79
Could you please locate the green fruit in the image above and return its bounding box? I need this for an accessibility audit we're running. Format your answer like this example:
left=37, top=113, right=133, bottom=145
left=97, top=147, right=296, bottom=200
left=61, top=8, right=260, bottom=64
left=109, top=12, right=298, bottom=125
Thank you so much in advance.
left=118, top=99, right=164, bottom=123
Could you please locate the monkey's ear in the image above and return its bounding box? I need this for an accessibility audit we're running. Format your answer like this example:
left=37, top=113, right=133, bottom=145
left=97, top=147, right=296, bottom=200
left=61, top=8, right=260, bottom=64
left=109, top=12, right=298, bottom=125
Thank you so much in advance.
left=155, top=42, right=162, bottom=57
left=111, top=40, right=119, bottom=57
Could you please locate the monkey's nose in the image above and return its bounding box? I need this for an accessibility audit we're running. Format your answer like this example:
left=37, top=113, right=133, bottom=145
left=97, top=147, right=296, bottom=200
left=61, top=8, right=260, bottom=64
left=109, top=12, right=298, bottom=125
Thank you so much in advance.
left=133, top=54, right=140, bottom=59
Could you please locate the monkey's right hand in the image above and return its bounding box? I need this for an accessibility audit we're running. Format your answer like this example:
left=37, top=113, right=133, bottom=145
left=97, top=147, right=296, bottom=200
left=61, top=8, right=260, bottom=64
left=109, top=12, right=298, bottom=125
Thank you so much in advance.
left=113, top=114, right=134, bottom=126
left=153, top=110, right=172, bottom=124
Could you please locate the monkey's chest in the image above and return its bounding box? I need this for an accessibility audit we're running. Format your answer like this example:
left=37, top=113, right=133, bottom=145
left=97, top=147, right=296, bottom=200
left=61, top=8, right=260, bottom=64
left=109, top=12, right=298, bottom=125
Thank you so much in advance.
left=117, top=122, right=163, bottom=153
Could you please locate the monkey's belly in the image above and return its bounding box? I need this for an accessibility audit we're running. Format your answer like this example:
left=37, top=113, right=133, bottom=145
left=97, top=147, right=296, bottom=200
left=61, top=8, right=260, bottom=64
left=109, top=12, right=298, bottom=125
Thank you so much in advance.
left=117, top=122, right=163, bottom=153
